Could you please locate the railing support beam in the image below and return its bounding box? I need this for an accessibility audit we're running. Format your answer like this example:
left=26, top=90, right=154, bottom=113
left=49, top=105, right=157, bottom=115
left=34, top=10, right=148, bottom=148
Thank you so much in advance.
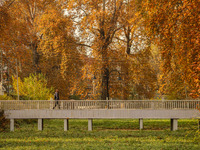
left=139, top=118, right=143, bottom=130
left=171, top=118, right=178, bottom=131
left=10, top=119, right=14, bottom=132
left=38, top=119, right=43, bottom=131
left=88, top=119, right=93, bottom=131
left=64, top=119, right=69, bottom=131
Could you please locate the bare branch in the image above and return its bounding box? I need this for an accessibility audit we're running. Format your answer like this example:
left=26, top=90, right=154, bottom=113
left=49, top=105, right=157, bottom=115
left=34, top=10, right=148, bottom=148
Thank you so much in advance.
left=7, top=0, right=15, bottom=8
left=74, top=42, right=91, bottom=48
left=114, top=37, right=127, bottom=43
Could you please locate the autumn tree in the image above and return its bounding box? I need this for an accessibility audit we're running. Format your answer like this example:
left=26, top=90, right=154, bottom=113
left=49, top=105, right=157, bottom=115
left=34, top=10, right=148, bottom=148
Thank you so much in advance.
left=1, top=0, right=55, bottom=82
left=144, top=0, right=200, bottom=99
left=38, top=5, right=84, bottom=99
left=0, top=5, right=9, bottom=38
left=114, top=0, right=157, bottom=99
left=63, top=0, right=159, bottom=100
left=0, top=0, right=84, bottom=99
left=65, top=0, right=126, bottom=99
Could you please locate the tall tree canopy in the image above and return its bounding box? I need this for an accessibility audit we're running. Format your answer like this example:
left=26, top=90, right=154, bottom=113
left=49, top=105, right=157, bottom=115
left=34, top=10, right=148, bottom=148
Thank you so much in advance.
left=65, top=0, right=157, bottom=100
left=145, top=0, right=200, bottom=99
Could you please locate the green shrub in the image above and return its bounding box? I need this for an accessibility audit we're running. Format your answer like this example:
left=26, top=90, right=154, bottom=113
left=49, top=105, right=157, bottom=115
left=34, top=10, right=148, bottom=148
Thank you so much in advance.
left=12, top=73, right=54, bottom=100
left=0, top=94, right=15, bottom=100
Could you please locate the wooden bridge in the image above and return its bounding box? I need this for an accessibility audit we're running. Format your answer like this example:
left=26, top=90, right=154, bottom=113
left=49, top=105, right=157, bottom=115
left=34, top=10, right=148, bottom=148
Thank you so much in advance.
left=1, top=100, right=200, bottom=131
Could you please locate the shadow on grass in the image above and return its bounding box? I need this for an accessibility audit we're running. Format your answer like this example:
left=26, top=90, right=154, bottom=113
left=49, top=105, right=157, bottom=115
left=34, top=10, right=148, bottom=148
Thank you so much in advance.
left=0, top=119, right=199, bottom=150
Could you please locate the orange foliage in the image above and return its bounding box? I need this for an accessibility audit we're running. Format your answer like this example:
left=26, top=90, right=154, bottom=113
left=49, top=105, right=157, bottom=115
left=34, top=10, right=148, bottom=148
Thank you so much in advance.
left=144, top=0, right=200, bottom=99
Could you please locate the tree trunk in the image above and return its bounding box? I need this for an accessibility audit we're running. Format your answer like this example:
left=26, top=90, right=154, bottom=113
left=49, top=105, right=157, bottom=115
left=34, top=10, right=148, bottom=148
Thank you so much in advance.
left=31, top=43, right=40, bottom=73
left=101, top=45, right=109, bottom=100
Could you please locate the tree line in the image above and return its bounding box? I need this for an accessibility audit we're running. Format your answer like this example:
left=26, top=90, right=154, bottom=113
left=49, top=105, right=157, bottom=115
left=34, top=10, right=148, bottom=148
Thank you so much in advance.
left=0, top=0, right=199, bottom=100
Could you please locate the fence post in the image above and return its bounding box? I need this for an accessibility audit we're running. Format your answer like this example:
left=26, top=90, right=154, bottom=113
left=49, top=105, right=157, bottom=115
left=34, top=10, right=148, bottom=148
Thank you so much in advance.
left=150, top=101, right=154, bottom=109
left=107, top=97, right=108, bottom=109
left=37, top=101, right=40, bottom=109
left=50, top=98, right=53, bottom=109
left=162, top=97, right=165, bottom=109
left=61, top=101, right=63, bottom=109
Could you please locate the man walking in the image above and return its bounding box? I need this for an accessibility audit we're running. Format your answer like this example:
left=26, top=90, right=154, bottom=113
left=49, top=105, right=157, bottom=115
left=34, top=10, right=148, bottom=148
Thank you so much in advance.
left=53, top=89, right=60, bottom=109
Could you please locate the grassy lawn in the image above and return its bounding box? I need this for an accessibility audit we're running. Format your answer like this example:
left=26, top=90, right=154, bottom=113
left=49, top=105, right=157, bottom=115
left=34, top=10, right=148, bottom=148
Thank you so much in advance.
left=0, top=119, right=200, bottom=150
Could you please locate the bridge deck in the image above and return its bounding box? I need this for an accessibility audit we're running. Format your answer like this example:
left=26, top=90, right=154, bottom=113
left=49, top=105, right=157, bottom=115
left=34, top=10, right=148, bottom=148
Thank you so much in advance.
left=4, top=109, right=200, bottom=119
left=1, top=100, right=200, bottom=131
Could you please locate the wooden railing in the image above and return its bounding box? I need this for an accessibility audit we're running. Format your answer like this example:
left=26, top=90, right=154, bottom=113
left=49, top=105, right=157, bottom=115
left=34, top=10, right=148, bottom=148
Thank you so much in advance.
left=0, top=100, right=200, bottom=110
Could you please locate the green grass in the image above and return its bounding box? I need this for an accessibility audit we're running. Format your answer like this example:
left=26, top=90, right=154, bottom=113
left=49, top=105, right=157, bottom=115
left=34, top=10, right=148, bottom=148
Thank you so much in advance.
left=0, top=119, right=200, bottom=150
